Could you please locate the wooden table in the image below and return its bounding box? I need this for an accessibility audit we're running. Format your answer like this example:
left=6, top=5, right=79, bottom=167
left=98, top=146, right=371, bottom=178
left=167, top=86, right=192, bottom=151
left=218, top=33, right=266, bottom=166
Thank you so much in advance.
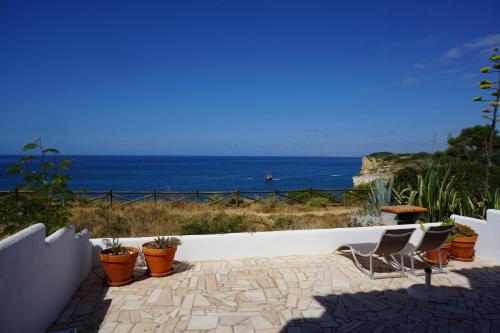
left=380, top=205, right=428, bottom=225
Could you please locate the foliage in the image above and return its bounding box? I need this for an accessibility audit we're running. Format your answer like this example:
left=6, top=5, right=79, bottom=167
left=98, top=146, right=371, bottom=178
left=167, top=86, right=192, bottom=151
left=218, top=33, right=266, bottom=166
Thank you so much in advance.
left=347, top=205, right=381, bottom=227
left=393, top=165, right=458, bottom=222
left=110, top=237, right=126, bottom=255
left=305, top=196, right=331, bottom=207
left=452, top=223, right=477, bottom=238
left=94, top=202, right=131, bottom=237
left=286, top=189, right=337, bottom=205
left=256, top=198, right=279, bottom=213
left=0, top=138, right=74, bottom=237
left=446, top=125, right=500, bottom=164
left=273, top=216, right=295, bottom=230
left=472, top=47, right=500, bottom=191
left=368, top=177, right=394, bottom=212
left=146, top=236, right=182, bottom=249
left=180, top=213, right=262, bottom=235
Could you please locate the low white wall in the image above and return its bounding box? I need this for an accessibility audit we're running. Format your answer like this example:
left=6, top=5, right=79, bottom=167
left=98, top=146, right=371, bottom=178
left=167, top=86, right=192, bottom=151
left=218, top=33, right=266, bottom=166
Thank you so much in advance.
left=90, top=223, right=441, bottom=266
left=451, top=209, right=500, bottom=264
left=0, top=224, right=93, bottom=333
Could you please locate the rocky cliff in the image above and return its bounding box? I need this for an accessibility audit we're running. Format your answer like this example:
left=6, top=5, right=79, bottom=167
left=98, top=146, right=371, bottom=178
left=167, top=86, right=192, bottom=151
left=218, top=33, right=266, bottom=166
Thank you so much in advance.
left=353, top=152, right=429, bottom=186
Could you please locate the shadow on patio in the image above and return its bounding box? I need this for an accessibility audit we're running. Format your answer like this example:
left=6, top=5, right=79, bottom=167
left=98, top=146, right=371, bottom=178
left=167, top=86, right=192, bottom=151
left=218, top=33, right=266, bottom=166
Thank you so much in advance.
left=279, top=265, right=500, bottom=332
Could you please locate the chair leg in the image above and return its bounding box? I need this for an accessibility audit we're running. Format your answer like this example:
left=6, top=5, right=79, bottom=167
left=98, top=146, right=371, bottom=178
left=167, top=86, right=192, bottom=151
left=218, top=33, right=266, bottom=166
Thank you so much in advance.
left=410, top=252, right=416, bottom=275
left=400, top=252, right=405, bottom=276
left=369, top=253, right=374, bottom=279
left=437, top=248, right=444, bottom=273
left=409, top=251, right=446, bottom=276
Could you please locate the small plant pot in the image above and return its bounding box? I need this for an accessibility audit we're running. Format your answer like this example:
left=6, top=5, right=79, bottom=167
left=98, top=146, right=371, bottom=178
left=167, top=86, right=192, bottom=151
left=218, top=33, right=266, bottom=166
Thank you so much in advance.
left=99, top=247, right=139, bottom=287
left=451, top=235, right=477, bottom=262
left=142, top=242, right=177, bottom=277
left=424, top=243, right=451, bottom=267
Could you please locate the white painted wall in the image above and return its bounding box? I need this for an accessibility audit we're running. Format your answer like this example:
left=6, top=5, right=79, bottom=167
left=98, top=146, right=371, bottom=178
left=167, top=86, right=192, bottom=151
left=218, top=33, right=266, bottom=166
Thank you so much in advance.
left=451, top=209, right=500, bottom=264
left=0, top=224, right=93, bottom=333
left=90, top=223, right=441, bottom=266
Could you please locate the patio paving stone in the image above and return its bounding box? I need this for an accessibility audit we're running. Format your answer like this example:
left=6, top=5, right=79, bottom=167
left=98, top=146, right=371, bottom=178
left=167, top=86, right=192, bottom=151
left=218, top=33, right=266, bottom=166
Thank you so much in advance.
left=49, top=253, right=500, bottom=332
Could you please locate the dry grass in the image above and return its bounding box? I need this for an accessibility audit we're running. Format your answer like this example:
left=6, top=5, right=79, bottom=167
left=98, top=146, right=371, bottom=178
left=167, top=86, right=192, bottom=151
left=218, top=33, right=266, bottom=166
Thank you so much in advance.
left=70, top=200, right=358, bottom=238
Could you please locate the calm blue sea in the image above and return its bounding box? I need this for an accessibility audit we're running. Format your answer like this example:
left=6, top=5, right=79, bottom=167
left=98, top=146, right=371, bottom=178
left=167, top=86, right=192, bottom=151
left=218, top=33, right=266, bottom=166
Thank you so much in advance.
left=0, top=155, right=361, bottom=191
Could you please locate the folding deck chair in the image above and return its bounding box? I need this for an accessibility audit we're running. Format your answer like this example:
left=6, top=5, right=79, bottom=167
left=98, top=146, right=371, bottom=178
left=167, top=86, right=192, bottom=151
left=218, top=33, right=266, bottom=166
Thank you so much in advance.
left=338, top=228, right=415, bottom=279
left=404, top=225, right=453, bottom=276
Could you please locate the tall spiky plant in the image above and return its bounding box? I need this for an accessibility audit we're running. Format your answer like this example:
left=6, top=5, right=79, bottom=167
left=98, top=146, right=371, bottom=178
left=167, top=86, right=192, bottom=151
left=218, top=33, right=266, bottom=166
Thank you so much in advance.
left=368, top=177, right=394, bottom=213
left=393, top=165, right=458, bottom=222
left=472, top=47, right=500, bottom=192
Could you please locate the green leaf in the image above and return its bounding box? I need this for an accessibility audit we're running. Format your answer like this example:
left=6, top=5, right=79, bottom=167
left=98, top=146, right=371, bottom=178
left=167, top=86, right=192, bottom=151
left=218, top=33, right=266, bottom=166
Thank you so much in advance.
left=19, top=156, right=36, bottom=163
left=491, top=55, right=500, bottom=61
left=482, top=109, right=492, bottom=113
left=42, top=148, right=59, bottom=154
left=480, top=84, right=492, bottom=89
left=492, top=92, right=500, bottom=97
left=494, top=64, right=500, bottom=69
left=480, top=80, right=492, bottom=85
left=40, top=162, right=55, bottom=169
left=59, top=159, right=71, bottom=168
left=490, top=102, right=500, bottom=107
left=22, top=143, right=38, bottom=152
left=480, top=66, right=491, bottom=73
left=473, top=96, right=482, bottom=101
left=6, top=165, right=21, bottom=175
left=494, top=47, right=499, bottom=52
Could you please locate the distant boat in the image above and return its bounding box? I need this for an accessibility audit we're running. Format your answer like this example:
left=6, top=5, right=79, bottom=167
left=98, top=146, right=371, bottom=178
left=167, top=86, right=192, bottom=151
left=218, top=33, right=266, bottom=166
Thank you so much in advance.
left=264, top=170, right=273, bottom=182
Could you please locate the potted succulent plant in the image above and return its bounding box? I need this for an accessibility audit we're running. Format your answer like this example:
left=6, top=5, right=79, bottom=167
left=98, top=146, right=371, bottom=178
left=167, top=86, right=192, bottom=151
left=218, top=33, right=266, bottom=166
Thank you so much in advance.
left=142, top=236, right=182, bottom=277
left=450, top=223, right=478, bottom=262
left=424, top=218, right=454, bottom=266
left=99, top=238, right=139, bottom=286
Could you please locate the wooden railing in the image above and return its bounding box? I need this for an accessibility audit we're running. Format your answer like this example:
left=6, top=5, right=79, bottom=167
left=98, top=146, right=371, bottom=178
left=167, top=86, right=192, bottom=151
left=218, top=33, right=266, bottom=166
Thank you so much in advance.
left=0, top=188, right=369, bottom=208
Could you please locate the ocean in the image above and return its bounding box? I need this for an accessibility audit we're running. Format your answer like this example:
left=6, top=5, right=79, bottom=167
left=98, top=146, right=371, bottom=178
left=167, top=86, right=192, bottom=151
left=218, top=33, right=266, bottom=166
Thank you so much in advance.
left=0, top=155, right=361, bottom=191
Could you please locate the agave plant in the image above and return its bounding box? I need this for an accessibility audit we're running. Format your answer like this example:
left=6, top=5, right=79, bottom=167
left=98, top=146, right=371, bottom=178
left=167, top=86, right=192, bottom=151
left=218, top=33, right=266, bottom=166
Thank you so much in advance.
left=110, top=237, right=126, bottom=255
left=148, top=236, right=182, bottom=249
left=368, top=177, right=394, bottom=213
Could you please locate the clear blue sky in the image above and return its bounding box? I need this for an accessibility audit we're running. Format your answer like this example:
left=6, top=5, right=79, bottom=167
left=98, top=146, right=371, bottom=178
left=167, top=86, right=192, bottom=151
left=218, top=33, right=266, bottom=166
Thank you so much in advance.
left=1, top=0, right=499, bottom=156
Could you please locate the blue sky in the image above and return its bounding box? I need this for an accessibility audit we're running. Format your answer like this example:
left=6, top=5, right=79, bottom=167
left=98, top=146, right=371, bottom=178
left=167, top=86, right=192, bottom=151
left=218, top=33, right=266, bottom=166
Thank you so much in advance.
left=1, top=0, right=499, bottom=156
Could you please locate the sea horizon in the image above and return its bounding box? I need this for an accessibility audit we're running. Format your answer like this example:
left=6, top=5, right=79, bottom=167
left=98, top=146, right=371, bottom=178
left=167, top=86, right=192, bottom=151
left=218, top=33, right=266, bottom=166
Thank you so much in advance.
left=0, top=155, right=362, bottom=192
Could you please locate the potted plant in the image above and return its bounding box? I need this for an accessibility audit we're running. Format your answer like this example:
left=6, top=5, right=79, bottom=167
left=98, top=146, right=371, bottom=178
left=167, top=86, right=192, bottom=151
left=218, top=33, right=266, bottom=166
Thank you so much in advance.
left=450, top=223, right=478, bottom=262
left=424, top=218, right=454, bottom=266
left=142, top=236, right=182, bottom=277
left=99, top=238, right=139, bottom=286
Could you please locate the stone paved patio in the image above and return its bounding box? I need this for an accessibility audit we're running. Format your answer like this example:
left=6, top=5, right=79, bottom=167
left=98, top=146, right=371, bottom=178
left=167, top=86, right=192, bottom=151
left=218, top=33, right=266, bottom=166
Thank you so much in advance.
left=49, top=253, right=500, bottom=333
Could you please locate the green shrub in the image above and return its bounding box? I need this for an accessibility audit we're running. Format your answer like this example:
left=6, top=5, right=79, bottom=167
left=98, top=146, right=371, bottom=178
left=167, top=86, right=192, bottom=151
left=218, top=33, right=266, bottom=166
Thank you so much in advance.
left=286, top=190, right=337, bottom=204
left=452, top=223, right=477, bottom=238
left=305, top=197, right=331, bottom=207
left=0, top=138, right=74, bottom=237
left=273, top=216, right=295, bottom=230
left=180, top=213, right=260, bottom=235
left=255, top=198, right=279, bottom=213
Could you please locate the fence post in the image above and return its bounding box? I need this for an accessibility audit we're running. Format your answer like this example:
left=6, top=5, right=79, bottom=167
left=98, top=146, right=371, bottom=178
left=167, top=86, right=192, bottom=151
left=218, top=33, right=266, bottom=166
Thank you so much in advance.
left=109, top=189, right=113, bottom=209
left=343, top=188, right=347, bottom=206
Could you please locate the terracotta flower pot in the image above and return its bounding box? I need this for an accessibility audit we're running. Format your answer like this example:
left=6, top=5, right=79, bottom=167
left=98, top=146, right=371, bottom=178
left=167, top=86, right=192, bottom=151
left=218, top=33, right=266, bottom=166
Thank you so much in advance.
left=142, top=242, right=177, bottom=277
left=424, top=243, right=451, bottom=266
left=451, top=235, right=477, bottom=262
left=99, top=247, right=139, bottom=286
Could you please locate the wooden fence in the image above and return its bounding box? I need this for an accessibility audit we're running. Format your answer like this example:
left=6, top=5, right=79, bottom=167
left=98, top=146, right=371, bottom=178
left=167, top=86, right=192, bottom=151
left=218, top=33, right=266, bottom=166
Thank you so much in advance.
left=0, top=188, right=369, bottom=208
